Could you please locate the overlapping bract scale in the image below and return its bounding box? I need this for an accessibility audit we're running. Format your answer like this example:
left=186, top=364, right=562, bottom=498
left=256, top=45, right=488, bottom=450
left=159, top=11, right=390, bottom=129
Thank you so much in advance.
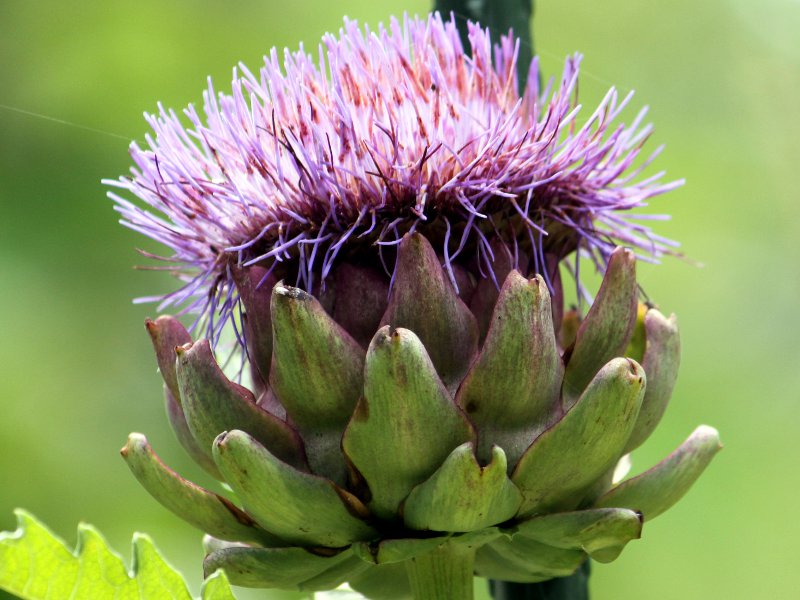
left=124, top=233, right=719, bottom=595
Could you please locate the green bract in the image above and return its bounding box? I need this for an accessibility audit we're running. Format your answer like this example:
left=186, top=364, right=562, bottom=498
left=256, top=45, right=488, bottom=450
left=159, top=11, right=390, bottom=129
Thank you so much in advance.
left=124, top=233, right=720, bottom=597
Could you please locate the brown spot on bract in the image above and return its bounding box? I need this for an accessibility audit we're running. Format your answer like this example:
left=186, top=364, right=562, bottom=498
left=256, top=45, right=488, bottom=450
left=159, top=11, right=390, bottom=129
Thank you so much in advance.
left=218, top=496, right=258, bottom=527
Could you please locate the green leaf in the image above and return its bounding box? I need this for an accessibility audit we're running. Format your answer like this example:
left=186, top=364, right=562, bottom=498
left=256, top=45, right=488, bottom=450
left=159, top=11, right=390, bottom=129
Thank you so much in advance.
left=200, top=570, right=237, bottom=600
left=164, top=385, right=223, bottom=479
left=0, top=510, right=235, bottom=600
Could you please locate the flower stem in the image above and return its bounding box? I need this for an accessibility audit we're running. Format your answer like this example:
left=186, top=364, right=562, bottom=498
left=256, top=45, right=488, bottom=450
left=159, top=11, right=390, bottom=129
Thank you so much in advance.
left=405, top=542, right=476, bottom=600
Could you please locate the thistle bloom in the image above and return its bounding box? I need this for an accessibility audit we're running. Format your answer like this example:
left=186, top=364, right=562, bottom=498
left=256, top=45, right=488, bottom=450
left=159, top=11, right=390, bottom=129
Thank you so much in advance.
left=113, top=13, right=719, bottom=599
left=107, top=13, right=678, bottom=342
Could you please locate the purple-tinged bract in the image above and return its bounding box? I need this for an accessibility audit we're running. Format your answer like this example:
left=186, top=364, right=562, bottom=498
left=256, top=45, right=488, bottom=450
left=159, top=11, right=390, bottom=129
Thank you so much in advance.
left=107, top=12, right=679, bottom=341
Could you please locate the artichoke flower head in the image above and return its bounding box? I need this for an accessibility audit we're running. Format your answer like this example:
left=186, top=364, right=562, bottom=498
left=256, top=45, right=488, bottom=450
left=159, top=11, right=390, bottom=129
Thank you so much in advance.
left=110, top=13, right=720, bottom=598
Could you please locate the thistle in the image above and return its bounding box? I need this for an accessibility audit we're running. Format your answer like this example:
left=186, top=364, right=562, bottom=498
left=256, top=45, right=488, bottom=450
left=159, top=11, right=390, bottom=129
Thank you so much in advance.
left=110, top=13, right=720, bottom=599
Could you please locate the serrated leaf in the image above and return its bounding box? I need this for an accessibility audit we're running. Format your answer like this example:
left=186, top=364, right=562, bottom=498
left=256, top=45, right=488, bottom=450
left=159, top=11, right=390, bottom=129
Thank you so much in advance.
left=0, top=510, right=235, bottom=600
left=201, top=570, right=237, bottom=600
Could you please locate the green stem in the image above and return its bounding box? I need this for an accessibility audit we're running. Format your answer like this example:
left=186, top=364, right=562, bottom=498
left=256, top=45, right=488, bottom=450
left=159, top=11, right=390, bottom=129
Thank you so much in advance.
left=488, top=561, right=591, bottom=600
left=405, top=543, right=475, bottom=600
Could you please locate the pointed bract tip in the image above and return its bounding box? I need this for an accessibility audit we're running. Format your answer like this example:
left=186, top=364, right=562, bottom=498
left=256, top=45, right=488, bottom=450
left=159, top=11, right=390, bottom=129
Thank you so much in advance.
left=213, top=430, right=233, bottom=449
left=174, top=341, right=196, bottom=359
left=695, top=425, right=722, bottom=448
left=121, top=433, right=148, bottom=457
left=614, top=246, right=635, bottom=259
left=608, top=246, right=637, bottom=272
left=625, top=357, right=642, bottom=376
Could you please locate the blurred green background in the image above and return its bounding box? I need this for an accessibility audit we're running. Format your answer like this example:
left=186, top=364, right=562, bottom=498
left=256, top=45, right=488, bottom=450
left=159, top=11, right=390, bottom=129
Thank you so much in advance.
left=1, top=1, right=797, bottom=598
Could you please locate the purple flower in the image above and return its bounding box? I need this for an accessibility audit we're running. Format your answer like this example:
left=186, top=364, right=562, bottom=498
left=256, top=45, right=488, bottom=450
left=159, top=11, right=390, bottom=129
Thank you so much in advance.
left=116, top=16, right=721, bottom=594
left=106, top=12, right=680, bottom=342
